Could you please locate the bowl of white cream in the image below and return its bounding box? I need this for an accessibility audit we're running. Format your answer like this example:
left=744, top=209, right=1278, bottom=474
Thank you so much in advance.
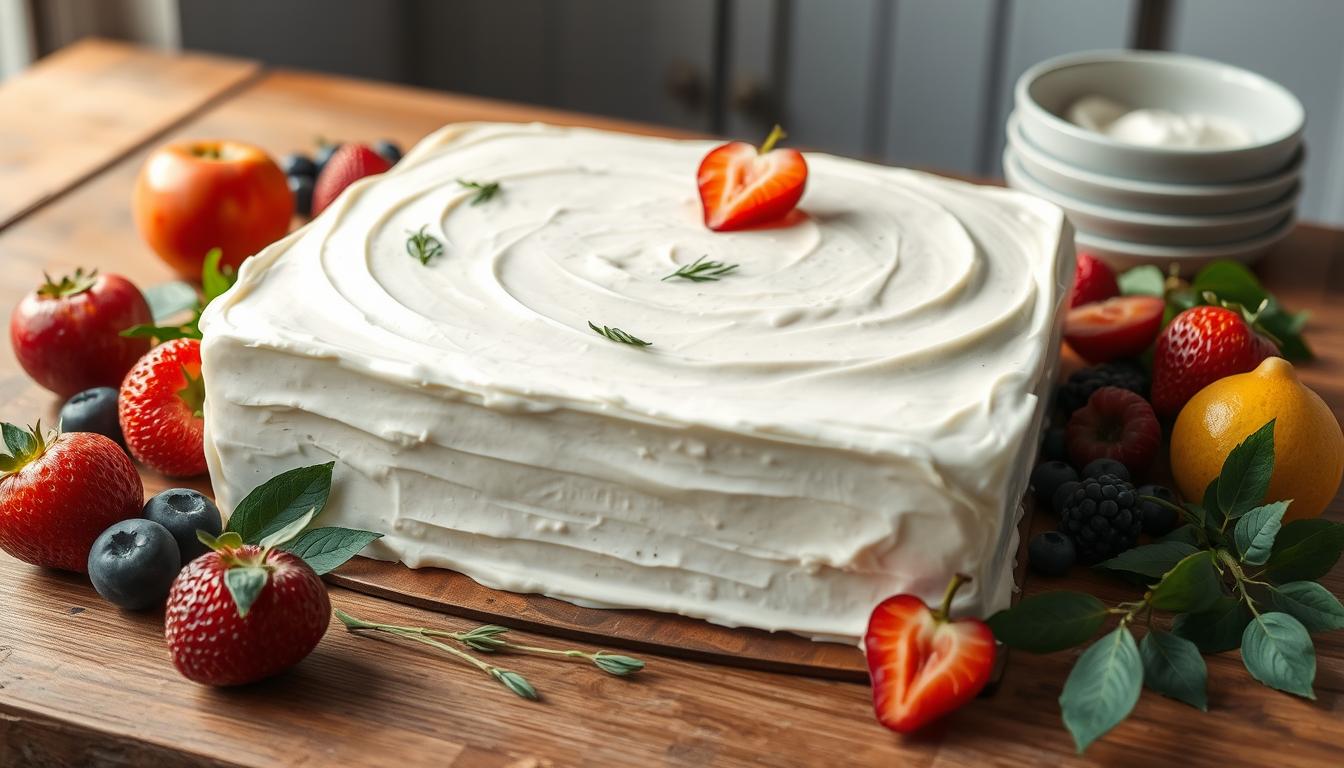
left=1015, top=50, right=1304, bottom=184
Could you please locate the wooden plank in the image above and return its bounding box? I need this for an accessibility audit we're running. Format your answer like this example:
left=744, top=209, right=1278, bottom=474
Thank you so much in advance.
left=0, top=38, right=261, bottom=230
left=0, top=56, right=1342, bottom=766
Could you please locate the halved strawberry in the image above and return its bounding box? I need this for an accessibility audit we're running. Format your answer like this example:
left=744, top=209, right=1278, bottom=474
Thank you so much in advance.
left=119, top=338, right=206, bottom=477
left=697, top=124, right=807, bottom=231
left=864, top=574, right=996, bottom=734
left=1068, top=252, right=1119, bottom=308
left=1064, top=295, right=1164, bottom=363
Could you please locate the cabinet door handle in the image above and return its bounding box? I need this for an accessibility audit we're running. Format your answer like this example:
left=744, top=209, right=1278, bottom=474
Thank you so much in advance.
left=665, top=60, right=707, bottom=112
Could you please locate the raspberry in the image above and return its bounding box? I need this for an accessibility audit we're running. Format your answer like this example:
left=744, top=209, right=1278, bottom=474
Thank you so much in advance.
left=1058, top=474, right=1142, bottom=563
left=1066, top=386, right=1161, bottom=478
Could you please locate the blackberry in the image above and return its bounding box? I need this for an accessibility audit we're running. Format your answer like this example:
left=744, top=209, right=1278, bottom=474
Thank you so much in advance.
left=1058, top=473, right=1142, bottom=563
left=1057, top=362, right=1149, bottom=417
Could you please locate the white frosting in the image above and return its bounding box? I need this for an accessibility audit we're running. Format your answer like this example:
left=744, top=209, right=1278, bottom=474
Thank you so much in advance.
left=1067, top=95, right=1251, bottom=149
left=200, top=123, right=1071, bottom=641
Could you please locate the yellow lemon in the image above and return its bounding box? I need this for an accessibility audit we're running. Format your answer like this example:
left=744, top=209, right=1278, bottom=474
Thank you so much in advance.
left=1170, top=357, right=1343, bottom=522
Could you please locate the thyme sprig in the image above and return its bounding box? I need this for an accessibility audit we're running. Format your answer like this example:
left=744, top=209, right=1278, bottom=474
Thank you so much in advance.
left=336, top=610, right=645, bottom=700
left=588, top=321, right=652, bottom=347
left=405, top=226, right=444, bottom=266
left=662, top=255, right=739, bottom=283
left=457, top=178, right=501, bottom=205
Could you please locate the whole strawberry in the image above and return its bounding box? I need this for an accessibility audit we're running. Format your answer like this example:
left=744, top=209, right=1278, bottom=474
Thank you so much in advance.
left=165, top=539, right=330, bottom=686
left=1068, top=253, right=1119, bottom=308
left=120, top=338, right=206, bottom=477
left=311, top=143, right=392, bottom=217
left=1151, top=305, right=1279, bottom=417
left=10, top=268, right=152, bottom=397
left=0, top=423, right=143, bottom=572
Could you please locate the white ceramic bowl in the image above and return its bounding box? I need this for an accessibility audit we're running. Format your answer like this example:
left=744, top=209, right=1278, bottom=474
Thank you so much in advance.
left=1015, top=50, right=1304, bottom=184
left=1006, top=112, right=1302, bottom=215
left=1004, top=149, right=1298, bottom=246
left=1075, top=218, right=1294, bottom=274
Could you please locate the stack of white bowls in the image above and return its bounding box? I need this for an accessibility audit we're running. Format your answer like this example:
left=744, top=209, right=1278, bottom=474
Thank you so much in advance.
left=1007, top=51, right=1305, bottom=272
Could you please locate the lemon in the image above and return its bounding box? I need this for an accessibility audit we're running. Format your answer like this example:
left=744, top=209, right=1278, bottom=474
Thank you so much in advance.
left=1170, top=357, right=1343, bottom=522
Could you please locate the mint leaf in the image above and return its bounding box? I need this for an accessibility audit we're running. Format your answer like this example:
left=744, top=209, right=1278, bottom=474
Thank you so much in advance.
left=1118, top=265, right=1165, bottom=297
left=1149, top=550, right=1222, bottom=613
left=1097, top=541, right=1199, bottom=580
left=143, top=280, right=199, bottom=321
left=1241, top=612, right=1316, bottom=699
left=202, top=248, right=236, bottom=303
left=1172, top=596, right=1251, bottom=653
left=1267, top=582, right=1344, bottom=632
left=120, top=322, right=200, bottom=343
left=1217, top=420, right=1275, bottom=519
left=987, top=592, right=1109, bottom=653
left=1200, top=481, right=1222, bottom=530
left=224, top=566, right=269, bottom=617
left=258, top=507, right=318, bottom=549
left=1139, top=630, right=1207, bottom=711
left=282, top=526, right=383, bottom=575
left=1191, top=261, right=1268, bottom=308
left=226, top=462, right=335, bottom=544
left=1059, top=627, right=1142, bottom=753
left=1160, top=525, right=1203, bottom=547
left=1259, top=519, right=1344, bottom=583
left=1234, top=500, right=1289, bottom=566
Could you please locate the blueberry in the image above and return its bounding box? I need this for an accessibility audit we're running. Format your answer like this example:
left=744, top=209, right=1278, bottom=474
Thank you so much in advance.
left=1137, top=484, right=1179, bottom=536
left=1053, top=480, right=1080, bottom=515
left=315, top=142, right=342, bottom=174
left=289, top=174, right=314, bottom=218
left=281, top=152, right=317, bottom=178
left=88, top=519, right=181, bottom=610
left=374, top=139, right=402, bottom=165
left=143, top=488, right=222, bottom=562
left=1030, top=460, right=1078, bottom=507
left=1029, top=531, right=1076, bottom=577
left=1082, top=458, right=1130, bottom=482
left=59, top=387, right=123, bottom=447
left=1040, top=427, right=1067, bottom=462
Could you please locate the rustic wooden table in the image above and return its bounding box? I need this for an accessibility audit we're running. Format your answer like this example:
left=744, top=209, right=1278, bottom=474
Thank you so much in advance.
left=1, top=40, right=1341, bottom=768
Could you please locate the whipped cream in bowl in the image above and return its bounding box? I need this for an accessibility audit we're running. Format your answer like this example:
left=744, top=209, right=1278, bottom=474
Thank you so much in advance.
left=1066, top=96, right=1251, bottom=150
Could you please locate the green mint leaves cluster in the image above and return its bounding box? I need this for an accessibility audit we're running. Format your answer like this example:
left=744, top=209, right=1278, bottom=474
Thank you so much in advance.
left=989, top=420, right=1344, bottom=752
left=122, top=248, right=237, bottom=343
left=1119, top=260, right=1311, bottom=360
left=214, top=462, right=382, bottom=615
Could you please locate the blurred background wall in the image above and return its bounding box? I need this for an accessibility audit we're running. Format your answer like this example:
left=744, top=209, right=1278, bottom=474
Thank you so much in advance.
left=3, top=0, right=1343, bottom=225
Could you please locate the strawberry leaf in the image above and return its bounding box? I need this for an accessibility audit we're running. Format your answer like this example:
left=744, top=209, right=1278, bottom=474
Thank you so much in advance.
left=281, top=526, right=383, bottom=575
left=1216, top=420, right=1275, bottom=520
left=224, top=566, right=269, bottom=618
left=143, top=280, right=199, bottom=321
left=1139, top=630, right=1207, bottom=711
left=201, top=248, right=236, bottom=303
left=1118, top=265, right=1165, bottom=297
left=2, top=422, right=36, bottom=459
left=1241, top=612, right=1316, bottom=699
left=226, top=462, right=334, bottom=544
left=1234, top=501, right=1289, bottom=566
left=1059, top=626, right=1142, bottom=753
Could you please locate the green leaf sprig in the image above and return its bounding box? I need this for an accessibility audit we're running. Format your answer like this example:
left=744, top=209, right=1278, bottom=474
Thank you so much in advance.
left=335, top=609, right=645, bottom=700
left=1118, top=260, right=1312, bottom=360
left=121, top=248, right=237, bottom=343
left=206, top=462, right=383, bottom=615
left=662, top=255, right=739, bottom=283
left=405, top=226, right=445, bottom=266
left=588, top=321, right=652, bottom=347
left=457, top=178, right=501, bottom=205
left=989, top=419, right=1344, bottom=752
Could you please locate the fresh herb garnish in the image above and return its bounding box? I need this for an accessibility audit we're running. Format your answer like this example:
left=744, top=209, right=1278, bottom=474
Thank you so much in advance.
left=988, top=420, right=1344, bottom=752
left=121, top=248, right=236, bottom=344
left=457, top=178, right=501, bottom=205
left=336, top=610, right=645, bottom=700
left=662, top=255, right=739, bottom=283
left=588, top=321, right=652, bottom=347
left=405, top=226, right=444, bottom=266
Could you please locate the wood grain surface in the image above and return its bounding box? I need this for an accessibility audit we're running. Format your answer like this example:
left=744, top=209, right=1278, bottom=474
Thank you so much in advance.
left=1, top=42, right=1343, bottom=767
left=0, top=39, right=261, bottom=231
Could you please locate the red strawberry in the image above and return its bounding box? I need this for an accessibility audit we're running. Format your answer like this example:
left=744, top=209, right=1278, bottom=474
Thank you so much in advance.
left=165, top=541, right=330, bottom=686
left=864, top=574, right=996, bottom=734
left=9, top=268, right=152, bottom=398
left=1066, top=386, right=1161, bottom=475
left=1064, top=295, right=1164, bottom=363
left=697, top=124, right=807, bottom=231
left=311, top=143, right=392, bottom=217
left=0, top=423, right=143, bottom=572
left=119, top=338, right=206, bottom=477
left=1068, top=253, right=1120, bottom=308
left=1151, top=305, right=1279, bottom=417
